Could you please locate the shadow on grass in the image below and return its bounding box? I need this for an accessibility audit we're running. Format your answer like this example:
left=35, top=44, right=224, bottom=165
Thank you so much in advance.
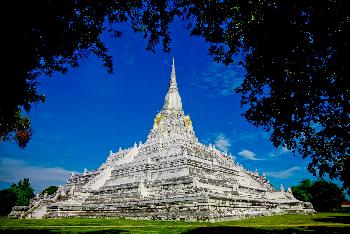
left=2, top=227, right=350, bottom=234
left=183, top=226, right=350, bottom=234
left=0, top=230, right=128, bottom=234
left=313, top=214, right=350, bottom=224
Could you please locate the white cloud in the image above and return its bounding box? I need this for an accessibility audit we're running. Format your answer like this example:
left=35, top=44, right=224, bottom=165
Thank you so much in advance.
left=238, top=149, right=260, bottom=160
left=269, top=146, right=291, bottom=157
left=0, top=158, right=74, bottom=193
left=191, top=62, right=245, bottom=97
left=37, top=111, right=56, bottom=119
left=163, top=59, right=170, bottom=66
left=230, top=154, right=237, bottom=161
left=233, top=131, right=269, bottom=143
left=214, top=134, right=231, bottom=152
left=265, top=166, right=301, bottom=179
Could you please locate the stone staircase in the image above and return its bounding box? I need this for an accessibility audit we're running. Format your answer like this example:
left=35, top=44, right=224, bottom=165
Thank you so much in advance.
left=83, top=166, right=112, bottom=191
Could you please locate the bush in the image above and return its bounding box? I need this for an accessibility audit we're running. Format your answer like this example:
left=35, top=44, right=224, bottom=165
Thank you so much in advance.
left=292, top=179, right=345, bottom=212
left=9, top=178, right=34, bottom=206
left=0, top=189, right=17, bottom=216
left=41, top=186, right=59, bottom=195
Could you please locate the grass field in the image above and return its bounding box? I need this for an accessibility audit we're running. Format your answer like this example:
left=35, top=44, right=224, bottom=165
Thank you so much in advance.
left=0, top=213, right=349, bottom=233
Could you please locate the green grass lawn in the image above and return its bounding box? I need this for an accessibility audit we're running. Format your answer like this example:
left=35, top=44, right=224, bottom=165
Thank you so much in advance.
left=0, top=213, right=349, bottom=233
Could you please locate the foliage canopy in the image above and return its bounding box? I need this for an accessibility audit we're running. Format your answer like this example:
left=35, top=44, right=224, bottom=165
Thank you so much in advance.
left=290, top=179, right=313, bottom=203
left=9, top=178, right=35, bottom=206
left=2, top=0, right=349, bottom=192
left=0, top=189, right=16, bottom=216
left=41, top=186, right=59, bottom=196
left=292, top=179, right=345, bottom=212
left=0, top=178, right=35, bottom=216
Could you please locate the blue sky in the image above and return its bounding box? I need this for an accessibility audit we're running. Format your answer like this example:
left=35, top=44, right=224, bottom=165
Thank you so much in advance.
left=0, top=22, right=315, bottom=193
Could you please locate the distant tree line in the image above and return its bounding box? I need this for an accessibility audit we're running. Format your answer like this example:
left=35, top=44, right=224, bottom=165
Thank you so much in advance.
left=292, top=179, right=346, bottom=212
left=0, top=178, right=58, bottom=216
left=41, top=186, right=59, bottom=196
left=0, top=178, right=34, bottom=216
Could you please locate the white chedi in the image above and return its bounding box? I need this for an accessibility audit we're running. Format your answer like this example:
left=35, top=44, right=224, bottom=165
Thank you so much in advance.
left=11, top=58, right=314, bottom=220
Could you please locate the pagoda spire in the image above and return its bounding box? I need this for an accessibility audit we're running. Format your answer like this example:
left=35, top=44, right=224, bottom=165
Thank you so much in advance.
left=146, top=57, right=198, bottom=144
left=169, top=57, right=177, bottom=91
left=163, top=57, right=182, bottom=110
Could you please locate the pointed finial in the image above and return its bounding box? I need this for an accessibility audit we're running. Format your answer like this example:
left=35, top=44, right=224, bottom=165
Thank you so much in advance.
left=163, top=57, right=182, bottom=110
left=280, top=184, right=285, bottom=192
left=171, top=57, right=176, bottom=83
